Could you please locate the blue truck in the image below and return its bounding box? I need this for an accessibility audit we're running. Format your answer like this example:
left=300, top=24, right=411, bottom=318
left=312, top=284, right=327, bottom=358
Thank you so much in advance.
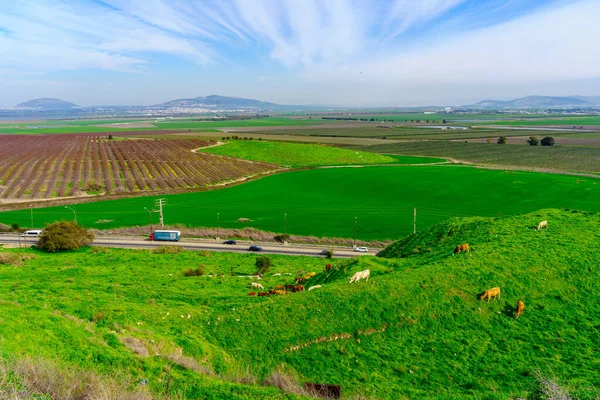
left=150, top=230, right=181, bottom=241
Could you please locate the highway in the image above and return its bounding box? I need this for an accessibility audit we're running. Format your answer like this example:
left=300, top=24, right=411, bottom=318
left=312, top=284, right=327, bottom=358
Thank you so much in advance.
left=0, top=234, right=378, bottom=258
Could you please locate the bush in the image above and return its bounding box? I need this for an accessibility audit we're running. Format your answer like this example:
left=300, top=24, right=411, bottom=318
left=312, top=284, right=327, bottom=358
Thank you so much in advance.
left=38, top=221, right=95, bottom=252
left=322, top=249, right=334, bottom=259
left=183, top=265, right=205, bottom=277
left=527, top=136, right=539, bottom=146
left=273, top=234, right=290, bottom=243
left=152, top=245, right=184, bottom=254
left=10, top=223, right=19, bottom=231
left=255, top=255, right=272, bottom=276
left=497, top=136, right=507, bottom=144
left=541, top=136, right=555, bottom=146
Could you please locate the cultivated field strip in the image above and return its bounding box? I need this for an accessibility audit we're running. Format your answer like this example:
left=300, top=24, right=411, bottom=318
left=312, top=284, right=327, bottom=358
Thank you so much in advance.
left=0, top=135, right=278, bottom=201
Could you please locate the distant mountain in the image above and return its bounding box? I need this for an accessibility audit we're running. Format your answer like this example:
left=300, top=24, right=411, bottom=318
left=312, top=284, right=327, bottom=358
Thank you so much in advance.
left=472, top=95, right=600, bottom=109
left=17, top=98, right=79, bottom=109
left=156, top=95, right=279, bottom=109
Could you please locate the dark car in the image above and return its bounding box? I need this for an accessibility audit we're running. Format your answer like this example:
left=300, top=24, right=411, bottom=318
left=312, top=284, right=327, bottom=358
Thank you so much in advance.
left=248, top=245, right=263, bottom=252
left=223, top=240, right=237, bottom=245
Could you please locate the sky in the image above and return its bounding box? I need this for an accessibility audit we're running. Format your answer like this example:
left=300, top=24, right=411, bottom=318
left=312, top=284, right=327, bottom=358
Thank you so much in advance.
left=1, top=0, right=599, bottom=107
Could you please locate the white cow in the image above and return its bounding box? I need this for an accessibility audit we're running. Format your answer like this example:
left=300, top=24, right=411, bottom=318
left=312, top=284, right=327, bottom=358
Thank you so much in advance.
left=251, top=282, right=264, bottom=290
left=349, top=269, right=370, bottom=283
left=308, top=285, right=322, bottom=291
left=537, top=220, right=548, bottom=230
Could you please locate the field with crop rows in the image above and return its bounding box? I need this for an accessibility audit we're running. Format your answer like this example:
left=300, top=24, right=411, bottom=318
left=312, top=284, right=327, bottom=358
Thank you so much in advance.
left=0, top=135, right=277, bottom=201
left=358, top=141, right=600, bottom=174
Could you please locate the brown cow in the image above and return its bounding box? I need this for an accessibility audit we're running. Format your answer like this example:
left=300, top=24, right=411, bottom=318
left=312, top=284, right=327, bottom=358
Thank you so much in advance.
left=268, top=289, right=275, bottom=294
left=274, top=285, right=285, bottom=290
left=515, top=300, right=525, bottom=318
left=479, top=287, right=501, bottom=302
left=247, top=291, right=256, bottom=296
left=273, top=290, right=288, bottom=295
left=294, top=284, right=305, bottom=292
left=325, top=263, right=332, bottom=272
left=453, top=243, right=469, bottom=255
left=295, top=277, right=304, bottom=283
left=258, top=292, right=270, bottom=297
left=285, top=284, right=296, bottom=291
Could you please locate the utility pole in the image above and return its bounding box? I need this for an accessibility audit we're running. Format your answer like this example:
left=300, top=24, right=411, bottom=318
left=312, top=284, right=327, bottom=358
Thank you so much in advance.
left=284, top=213, right=288, bottom=245
left=154, top=198, right=167, bottom=228
left=65, top=206, right=77, bottom=224
left=354, top=217, right=357, bottom=247
left=30, top=205, right=33, bottom=229
left=217, top=212, right=220, bottom=241
left=144, top=207, right=154, bottom=236
left=414, top=208, right=416, bottom=234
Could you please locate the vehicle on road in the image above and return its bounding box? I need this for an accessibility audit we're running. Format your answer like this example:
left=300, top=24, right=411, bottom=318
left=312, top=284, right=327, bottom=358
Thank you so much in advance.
left=223, top=240, right=237, bottom=245
left=354, top=246, right=368, bottom=252
left=21, top=230, right=42, bottom=237
left=150, top=230, right=181, bottom=242
left=248, top=245, right=263, bottom=252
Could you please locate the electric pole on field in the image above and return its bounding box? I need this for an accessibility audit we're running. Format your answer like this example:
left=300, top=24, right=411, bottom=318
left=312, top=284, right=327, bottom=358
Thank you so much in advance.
left=414, top=208, right=417, bottom=234
left=217, top=212, right=220, bottom=241
left=154, top=198, right=167, bottom=228
left=30, top=205, right=33, bottom=229
left=353, top=217, right=357, bottom=247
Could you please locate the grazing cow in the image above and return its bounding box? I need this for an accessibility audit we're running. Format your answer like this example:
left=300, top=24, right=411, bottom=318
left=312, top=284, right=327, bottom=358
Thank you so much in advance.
left=537, top=220, right=548, bottom=230
left=273, top=290, right=288, bottom=295
left=516, top=300, right=525, bottom=319
left=349, top=269, right=370, bottom=283
left=247, top=291, right=256, bottom=296
left=479, top=287, right=501, bottom=302
left=258, top=292, right=270, bottom=297
left=295, top=277, right=304, bottom=283
left=251, top=282, right=264, bottom=290
left=293, top=284, right=305, bottom=292
left=308, top=285, right=322, bottom=291
left=268, top=289, right=275, bottom=294
left=453, top=243, right=470, bottom=255
left=273, top=273, right=282, bottom=276
left=325, top=264, right=332, bottom=272
left=285, top=284, right=296, bottom=291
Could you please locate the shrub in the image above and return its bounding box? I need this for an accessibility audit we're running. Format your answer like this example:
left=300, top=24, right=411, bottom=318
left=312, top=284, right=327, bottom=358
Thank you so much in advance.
left=497, top=136, right=507, bottom=144
left=541, top=136, right=555, bottom=146
left=255, top=255, right=272, bottom=276
left=527, top=136, right=539, bottom=146
left=183, top=265, right=205, bottom=277
left=273, top=234, right=290, bottom=243
left=108, top=134, right=113, bottom=140
left=10, top=223, right=19, bottom=231
left=38, top=221, right=95, bottom=252
left=152, top=245, right=184, bottom=254
left=322, top=249, right=334, bottom=259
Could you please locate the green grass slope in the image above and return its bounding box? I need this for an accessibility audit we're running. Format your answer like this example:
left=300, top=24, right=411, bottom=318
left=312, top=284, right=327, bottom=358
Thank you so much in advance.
left=199, top=140, right=405, bottom=167
left=1, top=209, right=598, bottom=399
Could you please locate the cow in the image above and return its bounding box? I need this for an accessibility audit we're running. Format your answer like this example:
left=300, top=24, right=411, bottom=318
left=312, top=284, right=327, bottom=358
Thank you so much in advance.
left=251, top=282, right=264, bottom=290
left=257, top=292, right=270, bottom=297
left=247, top=291, right=256, bottom=296
left=479, top=287, right=501, bottom=302
left=285, top=284, right=296, bottom=291
left=515, top=300, right=525, bottom=319
left=268, top=289, right=275, bottom=294
left=295, top=277, right=304, bottom=283
left=293, top=284, right=305, bottom=292
left=308, top=285, right=322, bottom=291
left=453, top=243, right=469, bottom=255
left=537, top=220, right=548, bottom=230
left=325, top=263, right=332, bottom=272
left=349, top=269, right=370, bottom=283
left=274, top=285, right=285, bottom=290
left=273, top=290, right=288, bottom=295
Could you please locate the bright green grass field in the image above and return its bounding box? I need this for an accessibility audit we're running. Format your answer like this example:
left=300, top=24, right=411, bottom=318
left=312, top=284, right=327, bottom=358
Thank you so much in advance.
left=1, top=166, right=598, bottom=240
left=1, top=209, right=598, bottom=399
left=199, top=140, right=424, bottom=167
left=153, top=118, right=323, bottom=130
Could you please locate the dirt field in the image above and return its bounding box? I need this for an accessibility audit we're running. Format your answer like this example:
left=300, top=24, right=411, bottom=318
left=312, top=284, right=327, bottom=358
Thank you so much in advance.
left=456, top=136, right=600, bottom=146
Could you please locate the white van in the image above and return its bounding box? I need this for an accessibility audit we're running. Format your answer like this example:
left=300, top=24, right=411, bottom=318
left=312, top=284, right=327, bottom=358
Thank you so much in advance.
left=21, top=230, right=42, bottom=237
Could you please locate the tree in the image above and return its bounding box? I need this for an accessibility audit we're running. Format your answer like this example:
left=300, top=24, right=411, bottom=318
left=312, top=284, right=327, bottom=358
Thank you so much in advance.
left=541, top=136, right=555, bottom=146
left=108, top=134, right=113, bottom=140
left=527, top=136, right=539, bottom=146
left=38, top=221, right=95, bottom=252
left=255, top=255, right=272, bottom=276
left=497, top=136, right=507, bottom=144
left=10, top=223, right=19, bottom=232
left=273, top=234, right=290, bottom=243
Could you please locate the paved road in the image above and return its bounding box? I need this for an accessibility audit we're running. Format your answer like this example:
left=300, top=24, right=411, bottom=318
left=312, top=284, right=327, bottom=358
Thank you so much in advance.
left=0, top=234, right=377, bottom=258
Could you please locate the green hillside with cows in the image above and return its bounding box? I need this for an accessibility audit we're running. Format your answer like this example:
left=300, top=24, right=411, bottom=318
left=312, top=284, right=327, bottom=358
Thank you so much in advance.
left=0, top=208, right=598, bottom=399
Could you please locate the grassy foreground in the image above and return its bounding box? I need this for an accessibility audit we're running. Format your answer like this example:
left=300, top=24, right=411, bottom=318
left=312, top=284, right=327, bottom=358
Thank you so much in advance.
left=199, top=140, right=404, bottom=167
left=1, top=165, right=599, bottom=240
left=0, top=208, right=598, bottom=399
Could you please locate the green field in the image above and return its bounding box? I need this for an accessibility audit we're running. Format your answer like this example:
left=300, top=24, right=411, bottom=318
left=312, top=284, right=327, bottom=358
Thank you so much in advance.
left=1, top=209, right=598, bottom=399
left=358, top=141, right=600, bottom=174
left=491, top=116, right=600, bottom=126
left=199, top=140, right=419, bottom=167
left=1, top=166, right=598, bottom=240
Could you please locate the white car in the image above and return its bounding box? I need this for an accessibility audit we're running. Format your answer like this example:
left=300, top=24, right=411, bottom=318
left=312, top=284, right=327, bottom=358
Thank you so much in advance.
left=354, top=246, right=368, bottom=252
left=21, top=229, right=42, bottom=237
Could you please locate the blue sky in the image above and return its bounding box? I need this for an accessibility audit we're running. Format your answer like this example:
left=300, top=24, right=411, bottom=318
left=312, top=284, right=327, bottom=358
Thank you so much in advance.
left=1, top=0, right=599, bottom=106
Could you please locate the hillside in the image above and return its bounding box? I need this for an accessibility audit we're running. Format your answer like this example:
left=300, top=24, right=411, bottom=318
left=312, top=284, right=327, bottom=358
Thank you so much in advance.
left=473, top=95, right=600, bottom=108
left=17, top=98, right=79, bottom=109
left=0, top=209, right=598, bottom=398
left=156, top=95, right=279, bottom=109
